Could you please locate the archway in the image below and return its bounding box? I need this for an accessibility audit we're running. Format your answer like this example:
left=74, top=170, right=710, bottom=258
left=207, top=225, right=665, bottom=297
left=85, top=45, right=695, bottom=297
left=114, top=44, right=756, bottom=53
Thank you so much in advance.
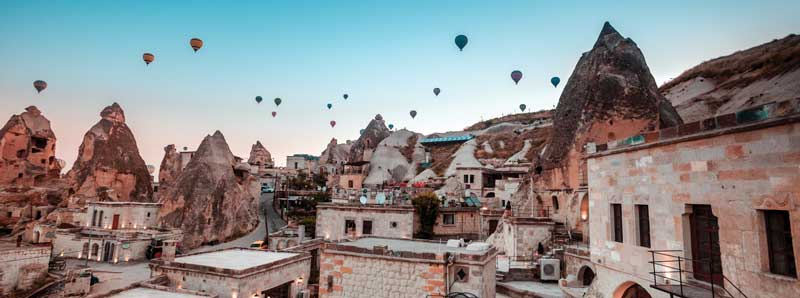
left=580, top=194, right=589, bottom=221
left=577, top=266, right=595, bottom=286
left=82, top=242, right=89, bottom=258
left=91, top=243, right=100, bottom=258
left=485, top=192, right=495, bottom=198
left=613, top=282, right=652, bottom=298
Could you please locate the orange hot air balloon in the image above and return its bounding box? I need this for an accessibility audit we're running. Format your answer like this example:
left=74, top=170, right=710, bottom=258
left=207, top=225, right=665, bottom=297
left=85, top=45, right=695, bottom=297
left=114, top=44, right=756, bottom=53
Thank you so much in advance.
left=190, top=38, right=203, bottom=52
left=143, top=53, right=154, bottom=65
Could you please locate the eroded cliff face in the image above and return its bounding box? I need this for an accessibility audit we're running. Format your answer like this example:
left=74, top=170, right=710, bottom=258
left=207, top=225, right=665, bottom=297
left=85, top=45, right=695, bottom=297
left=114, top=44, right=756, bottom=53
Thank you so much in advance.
left=0, top=106, right=62, bottom=186
left=536, top=22, right=682, bottom=190
left=66, top=103, right=153, bottom=202
left=348, top=115, right=391, bottom=163
left=660, top=34, right=800, bottom=122
left=247, top=141, right=273, bottom=168
left=157, top=131, right=258, bottom=250
left=155, top=144, right=182, bottom=201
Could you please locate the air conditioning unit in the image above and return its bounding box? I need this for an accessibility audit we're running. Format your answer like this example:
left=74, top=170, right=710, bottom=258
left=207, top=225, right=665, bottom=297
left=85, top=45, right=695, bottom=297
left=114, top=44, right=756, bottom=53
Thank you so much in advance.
left=540, top=258, right=560, bottom=281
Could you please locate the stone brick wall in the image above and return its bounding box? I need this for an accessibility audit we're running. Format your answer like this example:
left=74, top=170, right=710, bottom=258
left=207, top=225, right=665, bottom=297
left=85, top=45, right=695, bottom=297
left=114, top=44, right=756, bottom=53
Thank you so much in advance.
left=587, top=119, right=800, bottom=298
left=0, top=245, right=50, bottom=295
left=433, top=208, right=481, bottom=239
left=315, top=204, right=414, bottom=241
left=319, top=251, right=446, bottom=298
left=87, top=202, right=160, bottom=229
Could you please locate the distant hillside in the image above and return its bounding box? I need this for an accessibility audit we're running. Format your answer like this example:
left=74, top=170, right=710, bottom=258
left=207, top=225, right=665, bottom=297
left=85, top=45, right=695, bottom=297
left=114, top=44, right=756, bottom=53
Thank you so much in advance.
left=660, top=34, right=800, bottom=122
left=464, top=110, right=553, bottom=131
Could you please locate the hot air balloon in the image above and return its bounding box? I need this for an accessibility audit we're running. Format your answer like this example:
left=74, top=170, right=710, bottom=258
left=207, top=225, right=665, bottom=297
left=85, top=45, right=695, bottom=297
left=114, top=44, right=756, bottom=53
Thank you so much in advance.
left=143, top=53, right=155, bottom=65
left=433, top=88, right=440, bottom=96
left=327, top=103, right=333, bottom=109
left=511, top=70, right=523, bottom=85
left=271, top=111, right=277, bottom=117
left=519, top=104, right=527, bottom=112
left=388, top=124, right=394, bottom=129
left=33, top=80, right=47, bottom=93
left=255, top=96, right=263, bottom=104
left=360, top=129, right=365, bottom=135
left=551, top=76, right=560, bottom=88
left=455, top=35, right=468, bottom=51
left=343, top=94, right=349, bottom=100
left=190, top=38, right=203, bottom=52
left=330, top=120, right=336, bottom=128
left=410, top=110, right=417, bottom=119
left=274, top=98, right=282, bottom=106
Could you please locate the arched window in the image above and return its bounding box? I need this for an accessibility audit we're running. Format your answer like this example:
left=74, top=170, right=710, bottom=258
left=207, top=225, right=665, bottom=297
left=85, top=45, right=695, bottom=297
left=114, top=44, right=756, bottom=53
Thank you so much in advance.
left=82, top=242, right=89, bottom=258
left=578, top=266, right=595, bottom=286
left=91, top=243, right=100, bottom=258
left=485, top=192, right=495, bottom=198
left=552, top=196, right=559, bottom=210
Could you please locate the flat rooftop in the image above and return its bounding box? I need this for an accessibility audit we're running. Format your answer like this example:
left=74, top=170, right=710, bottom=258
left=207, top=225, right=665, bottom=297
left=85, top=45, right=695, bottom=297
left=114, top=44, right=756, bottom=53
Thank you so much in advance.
left=106, top=287, right=208, bottom=298
left=174, top=249, right=299, bottom=270
left=341, top=237, right=488, bottom=255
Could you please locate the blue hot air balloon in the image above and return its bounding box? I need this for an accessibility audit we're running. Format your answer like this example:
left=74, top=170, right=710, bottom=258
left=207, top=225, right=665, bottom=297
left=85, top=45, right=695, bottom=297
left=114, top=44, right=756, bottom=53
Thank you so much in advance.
left=388, top=124, right=394, bottom=129
left=274, top=98, right=282, bottom=106
left=343, top=94, right=349, bottom=100
left=255, top=96, right=263, bottom=104
left=327, top=103, right=333, bottom=109
left=454, top=35, right=468, bottom=51
left=551, top=77, right=561, bottom=88
left=433, top=88, right=441, bottom=96
left=511, top=70, right=523, bottom=85
left=519, top=104, right=527, bottom=112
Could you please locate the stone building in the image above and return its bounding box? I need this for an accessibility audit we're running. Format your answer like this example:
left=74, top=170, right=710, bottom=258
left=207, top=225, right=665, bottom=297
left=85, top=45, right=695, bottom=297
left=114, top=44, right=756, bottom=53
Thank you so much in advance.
left=319, top=237, right=497, bottom=298
left=149, top=247, right=311, bottom=298
left=315, top=203, right=416, bottom=241
left=434, top=206, right=482, bottom=240
left=287, top=154, right=319, bottom=171
left=0, top=242, right=51, bottom=296
left=51, top=201, right=181, bottom=263
left=579, top=99, right=800, bottom=298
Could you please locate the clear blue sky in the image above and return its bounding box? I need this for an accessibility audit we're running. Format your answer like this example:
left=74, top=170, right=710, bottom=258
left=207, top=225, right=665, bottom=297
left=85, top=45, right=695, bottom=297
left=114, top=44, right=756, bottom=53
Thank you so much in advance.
left=1, top=0, right=798, bottom=168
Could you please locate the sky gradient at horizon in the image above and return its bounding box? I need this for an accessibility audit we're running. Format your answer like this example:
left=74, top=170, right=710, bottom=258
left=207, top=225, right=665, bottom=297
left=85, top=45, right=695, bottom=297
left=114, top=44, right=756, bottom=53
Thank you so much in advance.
left=2, top=0, right=798, bottom=170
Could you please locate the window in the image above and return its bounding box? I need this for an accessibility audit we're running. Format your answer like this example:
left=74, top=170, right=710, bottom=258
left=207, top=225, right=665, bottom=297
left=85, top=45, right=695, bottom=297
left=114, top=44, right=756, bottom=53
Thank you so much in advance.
left=636, top=205, right=651, bottom=248
left=91, top=210, right=97, bottom=226
left=552, top=196, right=559, bottom=210
left=345, top=219, right=356, bottom=235
left=611, top=204, right=623, bottom=242
left=362, top=220, right=373, bottom=235
left=764, top=210, right=796, bottom=277
left=462, top=174, right=475, bottom=184
left=443, top=214, right=455, bottom=225
left=327, top=275, right=334, bottom=291
left=390, top=221, right=398, bottom=229
left=348, top=180, right=354, bottom=188
left=294, top=162, right=298, bottom=169
left=146, top=212, right=151, bottom=218
left=454, top=267, right=469, bottom=282
left=463, top=175, right=469, bottom=183
left=98, top=211, right=104, bottom=227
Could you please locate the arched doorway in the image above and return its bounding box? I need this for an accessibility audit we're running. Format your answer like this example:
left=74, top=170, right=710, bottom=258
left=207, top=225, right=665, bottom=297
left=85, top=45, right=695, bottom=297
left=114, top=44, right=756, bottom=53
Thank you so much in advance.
left=82, top=243, right=89, bottom=258
left=91, top=243, right=100, bottom=259
left=614, top=282, right=652, bottom=298
left=578, top=266, right=595, bottom=286
left=103, top=242, right=115, bottom=262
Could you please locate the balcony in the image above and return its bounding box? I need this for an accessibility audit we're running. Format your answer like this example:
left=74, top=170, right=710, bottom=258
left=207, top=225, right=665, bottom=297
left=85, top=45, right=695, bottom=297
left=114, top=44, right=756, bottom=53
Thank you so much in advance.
left=648, top=250, right=749, bottom=298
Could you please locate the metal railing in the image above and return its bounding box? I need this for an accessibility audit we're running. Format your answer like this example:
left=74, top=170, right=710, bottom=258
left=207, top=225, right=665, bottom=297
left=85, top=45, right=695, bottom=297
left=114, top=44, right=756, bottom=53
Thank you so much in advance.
left=512, top=206, right=551, bottom=218
left=649, top=250, right=749, bottom=298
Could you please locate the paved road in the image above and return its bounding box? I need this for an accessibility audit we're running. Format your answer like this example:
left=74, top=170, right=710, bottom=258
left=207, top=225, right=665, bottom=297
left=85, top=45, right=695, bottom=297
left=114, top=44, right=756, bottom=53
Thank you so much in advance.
left=190, top=192, right=286, bottom=253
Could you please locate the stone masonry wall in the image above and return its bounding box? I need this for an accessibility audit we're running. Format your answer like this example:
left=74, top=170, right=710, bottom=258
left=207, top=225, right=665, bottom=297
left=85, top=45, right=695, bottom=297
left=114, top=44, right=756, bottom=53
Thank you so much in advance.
left=319, top=251, right=446, bottom=298
left=0, top=245, right=51, bottom=296
left=315, top=205, right=414, bottom=241
left=587, top=120, right=800, bottom=298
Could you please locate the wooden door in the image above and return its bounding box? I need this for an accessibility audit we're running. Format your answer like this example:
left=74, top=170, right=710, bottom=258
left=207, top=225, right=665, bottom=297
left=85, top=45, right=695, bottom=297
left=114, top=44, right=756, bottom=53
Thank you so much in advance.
left=112, top=214, right=120, bottom=230
left=690, top=205, right=723, bottom=284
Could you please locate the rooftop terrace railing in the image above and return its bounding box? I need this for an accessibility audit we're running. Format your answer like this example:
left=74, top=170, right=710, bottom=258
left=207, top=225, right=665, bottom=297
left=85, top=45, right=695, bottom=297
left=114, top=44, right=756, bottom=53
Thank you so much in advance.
left=649, top=249, right=749, bottom=298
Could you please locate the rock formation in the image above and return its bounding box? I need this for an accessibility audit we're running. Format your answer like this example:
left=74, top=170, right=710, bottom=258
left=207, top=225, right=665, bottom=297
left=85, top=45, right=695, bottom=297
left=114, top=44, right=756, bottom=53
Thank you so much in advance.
left=156, top=144, right=183, bottom=200
left=363, top=129, right=424, bottom=185
left=319, top=138, right=351, bottom=167
left=247, top=141, right=273, bottom=168
left=0, top=106, right=62, bottom=186
left=157, top=131, right=259, bottom=250
left=348, top=115, right=391, bottom=162
left=541, top=22, right=682, bottom=170
left=661, top=34, right=800, bottom=122
left=66, top=103, right=153, bottom=202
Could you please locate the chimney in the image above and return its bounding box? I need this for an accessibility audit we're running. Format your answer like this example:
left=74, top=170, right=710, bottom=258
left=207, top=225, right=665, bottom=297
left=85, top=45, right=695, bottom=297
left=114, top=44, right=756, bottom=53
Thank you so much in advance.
left=162, top=239, right=177, bottom=263
left=297, top=225, right=305, bottom=243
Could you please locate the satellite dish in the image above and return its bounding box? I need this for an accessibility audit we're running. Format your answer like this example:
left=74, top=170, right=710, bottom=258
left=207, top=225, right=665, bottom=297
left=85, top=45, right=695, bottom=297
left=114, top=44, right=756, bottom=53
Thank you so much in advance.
left=376, top=192, right=386, bottom=204
left=359, top=195, right=367, bottom=205
left=183, top=146, right=188, bottom=151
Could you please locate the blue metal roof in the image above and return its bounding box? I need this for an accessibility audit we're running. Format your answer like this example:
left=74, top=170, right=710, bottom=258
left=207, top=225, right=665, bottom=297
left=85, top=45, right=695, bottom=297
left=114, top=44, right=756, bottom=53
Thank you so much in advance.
left=419, top=135, right=474, bottom=144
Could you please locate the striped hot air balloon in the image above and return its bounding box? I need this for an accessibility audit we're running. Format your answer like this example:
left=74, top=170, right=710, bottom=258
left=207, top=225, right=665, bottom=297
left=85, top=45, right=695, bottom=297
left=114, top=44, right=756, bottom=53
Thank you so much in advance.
left=190, top=38, right=203, bottom=52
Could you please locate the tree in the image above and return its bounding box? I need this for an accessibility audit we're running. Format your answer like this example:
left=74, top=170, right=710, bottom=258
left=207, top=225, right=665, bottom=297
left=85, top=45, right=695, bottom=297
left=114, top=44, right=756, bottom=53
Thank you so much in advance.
left=412, top=192, right=441, bottom=239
